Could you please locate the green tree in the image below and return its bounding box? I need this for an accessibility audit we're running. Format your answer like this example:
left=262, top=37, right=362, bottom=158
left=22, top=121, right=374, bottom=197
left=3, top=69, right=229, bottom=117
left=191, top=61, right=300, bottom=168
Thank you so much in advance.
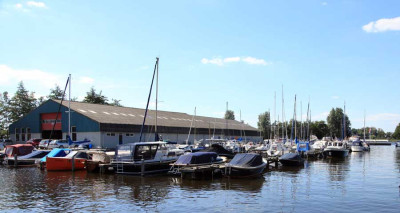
left=110, top=99, right=122, bottom=107
left=392, top=123, right=400, bottom=140
left=224, top=110, right=235, bottom=120
left=8, top=82, right=37, bottom=123
left=0, top=92, right=11, bottom=138
left=257, top=111, right=271, bottom=139
left=310, top=121, right=329, bottom=139
left=83, top=87, right=108, bottom=104
left=327, top=107, right=351, bottom=139
left=47, top=84, right=65, bottom=100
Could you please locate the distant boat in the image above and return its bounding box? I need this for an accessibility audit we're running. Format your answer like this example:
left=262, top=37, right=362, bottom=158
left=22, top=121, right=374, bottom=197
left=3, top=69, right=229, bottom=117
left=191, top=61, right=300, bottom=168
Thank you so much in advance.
left=224, top=153, right=266, bottom=178
left=46, top=151, right=90, bottom=171
left=267, top=140, right=288, bottom=157
left=395, top=142, right=400, bottom=148
left=279, top=153, right=304, bottom=166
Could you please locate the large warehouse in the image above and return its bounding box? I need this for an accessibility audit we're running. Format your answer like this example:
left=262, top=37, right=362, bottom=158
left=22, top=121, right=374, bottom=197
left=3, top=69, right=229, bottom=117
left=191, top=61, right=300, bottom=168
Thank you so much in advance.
left=9, top=99, right=261, bottom=148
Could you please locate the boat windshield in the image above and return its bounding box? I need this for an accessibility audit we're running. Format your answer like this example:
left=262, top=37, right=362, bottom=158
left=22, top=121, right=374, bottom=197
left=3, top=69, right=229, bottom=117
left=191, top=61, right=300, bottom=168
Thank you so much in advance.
left=134, top=144, right=159, bottom=161
left=116, top=145, right=133, bottom=161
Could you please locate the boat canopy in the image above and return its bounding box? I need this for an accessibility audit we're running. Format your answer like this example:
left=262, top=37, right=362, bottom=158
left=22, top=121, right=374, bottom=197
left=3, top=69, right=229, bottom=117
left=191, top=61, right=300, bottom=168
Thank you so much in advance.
left=227, top=153, right=263, bottom=167
left=175, top=152, right=218, bottom=165
left=352, top=141, right=362, bottom=146
left=279, top=153, right=303, bottom=161
left=18, top=150, right=50, bottom=159
left=5, top=144, right=34, bottom=157
left=40, top=148, right=71, bottom=162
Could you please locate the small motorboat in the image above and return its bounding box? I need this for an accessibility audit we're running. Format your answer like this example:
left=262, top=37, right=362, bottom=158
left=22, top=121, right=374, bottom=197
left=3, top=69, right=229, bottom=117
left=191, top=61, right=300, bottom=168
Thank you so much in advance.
left=169, top=152, right=224, bottom=175
left=279, top=153, right=304, bottom=166
left=4, top=150, right=50, bottom=167
left=323, top=141, right=349, bottom=158
left=395, top=142, right=400, bottom=148
left=224, top=153, right=266, bottom=178
left=350, top=141, right=364, bottom=152
left=46, top=151, right=90, bottom=171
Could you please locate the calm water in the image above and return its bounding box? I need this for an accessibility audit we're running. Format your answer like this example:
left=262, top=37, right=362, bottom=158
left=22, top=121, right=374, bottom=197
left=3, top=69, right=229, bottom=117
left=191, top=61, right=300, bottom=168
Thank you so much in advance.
left=1, top=145, right=400, bottom=212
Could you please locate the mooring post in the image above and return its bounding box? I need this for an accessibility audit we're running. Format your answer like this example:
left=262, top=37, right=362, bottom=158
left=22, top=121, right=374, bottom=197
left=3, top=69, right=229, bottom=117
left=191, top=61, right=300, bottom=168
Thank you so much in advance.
left=71, top=155, right=75, bottom=172
left=14, top=154, right=18, bottom=168
left=141, top=158, right=145, bottom=176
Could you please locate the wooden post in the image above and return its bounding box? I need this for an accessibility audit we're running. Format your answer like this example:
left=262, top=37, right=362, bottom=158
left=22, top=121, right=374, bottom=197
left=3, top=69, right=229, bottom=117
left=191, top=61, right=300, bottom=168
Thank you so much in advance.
left=141, top=158, right=145, bottom=176
left=71, top=155, right=75, bottom=172
left=14, top=154, right=18, bottom=168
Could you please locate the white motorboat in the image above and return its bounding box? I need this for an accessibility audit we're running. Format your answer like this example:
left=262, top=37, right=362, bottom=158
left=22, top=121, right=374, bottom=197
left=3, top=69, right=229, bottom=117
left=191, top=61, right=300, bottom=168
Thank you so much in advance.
left=267, top=140, right=288, bottom=157
left=324, top=141, right=349, bottom=158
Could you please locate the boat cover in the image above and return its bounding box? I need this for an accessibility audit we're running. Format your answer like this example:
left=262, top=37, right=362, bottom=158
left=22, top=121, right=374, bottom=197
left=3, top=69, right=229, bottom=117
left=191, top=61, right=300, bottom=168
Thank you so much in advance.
left=227, top=153, right=263, bottom=167
left=201, top=144, right=234, bottom=158
left=279, top=153, right=303, bottom=161
left=40, top=148, right=71, bottom=162
left=175, top=152, right=218, bottom=165
left=5, top=144, right=34, bottom=157
left=17, top=150, right=51, bottom=159
left=352, top=141, right=362, bottom=146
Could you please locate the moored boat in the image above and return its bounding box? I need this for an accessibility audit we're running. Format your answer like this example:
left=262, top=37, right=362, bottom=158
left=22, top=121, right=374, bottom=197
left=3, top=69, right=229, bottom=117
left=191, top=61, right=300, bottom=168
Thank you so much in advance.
left=4, top=150, right=50, bottom=167
left=169, top=152, right=224, bottom=175
left=224, top=153, right=266, bottom=178
left=323, top=141, right=349, bottom=158
left=46, top=151, right=90, bottom=171
left=350, top=141, right=364, bottom=152
left=279, top=153, right=304, bottom=166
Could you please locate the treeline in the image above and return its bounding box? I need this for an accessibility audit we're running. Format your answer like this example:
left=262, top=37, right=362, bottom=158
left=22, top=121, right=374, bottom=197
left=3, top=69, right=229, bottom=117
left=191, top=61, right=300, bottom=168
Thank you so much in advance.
left=0, top=81, right=121, bottom=138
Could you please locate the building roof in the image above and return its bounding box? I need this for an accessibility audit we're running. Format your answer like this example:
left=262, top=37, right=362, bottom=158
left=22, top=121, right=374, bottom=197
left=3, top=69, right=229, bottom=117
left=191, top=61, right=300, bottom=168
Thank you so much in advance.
left=53, top=100, right=258, bottom=132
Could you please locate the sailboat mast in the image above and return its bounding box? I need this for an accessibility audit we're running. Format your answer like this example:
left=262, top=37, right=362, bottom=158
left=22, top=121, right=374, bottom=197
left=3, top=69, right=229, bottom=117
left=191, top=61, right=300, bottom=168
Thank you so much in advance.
left=294, top=95, right=297, bottom=140
left=186, top=107, right=196, bottom=145
left=155, top=58, right=159, bottom=134
left=300, top=101, right=303, bottom=140
left=281, top=85, right=284, bottom=140
left=363, top=110, right=366, bottom=141
left=274, top=91, right=276, bottom=139
left=68, top=74, right=71, bottom=138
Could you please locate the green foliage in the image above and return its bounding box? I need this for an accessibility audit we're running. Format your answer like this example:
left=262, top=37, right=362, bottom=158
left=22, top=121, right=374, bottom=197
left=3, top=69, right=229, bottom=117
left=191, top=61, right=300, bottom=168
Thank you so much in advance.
left=257, top=111, right=271, bottom=139
left=110, top=99, right=123, bottom=107
left=393, top=123, right=400, bottom=139
left=310, top=121, right=329, bottom=139
left=47, top=84, right=65, bottom=100
left=8, top=82, right=37, bottom=122
left=327, top=107, right=351, bottom=139
left=224, top=110, right=235, bottom=120
left=0, top=92, right=10, bottom=138
left=83, top=87, right=108, bottom=105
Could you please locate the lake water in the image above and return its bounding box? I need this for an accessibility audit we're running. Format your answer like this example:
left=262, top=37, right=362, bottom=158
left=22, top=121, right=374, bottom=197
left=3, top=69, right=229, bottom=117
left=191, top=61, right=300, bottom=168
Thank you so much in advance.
left=1, top=145, right=400, bottom=212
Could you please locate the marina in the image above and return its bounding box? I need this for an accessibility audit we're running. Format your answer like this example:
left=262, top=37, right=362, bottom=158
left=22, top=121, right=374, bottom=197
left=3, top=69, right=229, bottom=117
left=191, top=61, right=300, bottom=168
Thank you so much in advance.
left=0, top=145, right=399, bottom=212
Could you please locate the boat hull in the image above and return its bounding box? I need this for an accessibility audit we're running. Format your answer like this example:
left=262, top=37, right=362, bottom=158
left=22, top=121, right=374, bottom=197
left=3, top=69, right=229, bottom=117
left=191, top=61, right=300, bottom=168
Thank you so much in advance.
left=351, top=146, right=364, bottom=152
left=279, top=159, right=304, bottom=166
left=112, top=160, right=176, bottom=175
left=225, top=164, right=266, bottom=178
left=46, top=157, right=86, bottom=171
left=4, top=159, right=37, bottom=167
left=324, top=149, right=349, bottom=158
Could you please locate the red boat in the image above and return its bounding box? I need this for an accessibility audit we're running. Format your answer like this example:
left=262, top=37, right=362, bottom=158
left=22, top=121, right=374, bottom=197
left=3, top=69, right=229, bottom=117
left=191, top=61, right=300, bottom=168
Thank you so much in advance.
left=4, top=144, right=34, bottom=157
left=46, top=151, right=90, bottom=171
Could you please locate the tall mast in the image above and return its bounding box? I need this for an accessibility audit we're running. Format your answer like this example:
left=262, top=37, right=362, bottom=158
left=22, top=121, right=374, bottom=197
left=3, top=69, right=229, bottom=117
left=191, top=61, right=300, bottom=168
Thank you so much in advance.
left=294, top=95, right=297, bottom=141
left=343, top=101, right=346, bottom=140
left=300, top=101, right=303, bottom=140
left=281, top=85, right=284, bottom=140
left=306, top=100, right=310, bottom=141
left=274, top=91, right=276, bottom=139
left=363, top=110, right=366, bottom=141
left=186, top=107, right=196, bottom=145
left=68, top=74, right=71, bottom=138
left=155, top=58, right=159, bottom=134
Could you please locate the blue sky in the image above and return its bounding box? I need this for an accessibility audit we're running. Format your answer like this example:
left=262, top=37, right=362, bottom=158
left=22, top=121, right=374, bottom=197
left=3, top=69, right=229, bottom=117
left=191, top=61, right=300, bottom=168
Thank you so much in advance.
left=0, top=0, right=399, bottom=132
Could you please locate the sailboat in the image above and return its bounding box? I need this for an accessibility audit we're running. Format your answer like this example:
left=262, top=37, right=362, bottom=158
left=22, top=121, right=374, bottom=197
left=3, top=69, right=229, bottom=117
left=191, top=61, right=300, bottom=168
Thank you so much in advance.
left=111, top=58, right=183, bottom=175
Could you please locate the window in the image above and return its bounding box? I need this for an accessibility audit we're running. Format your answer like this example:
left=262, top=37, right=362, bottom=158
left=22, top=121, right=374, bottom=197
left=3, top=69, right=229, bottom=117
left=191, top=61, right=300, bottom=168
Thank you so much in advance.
left=27, top=128, right=31, bottom=140
left=126, top=133, right=134, bottom=137
left=16, top=128, right=20, bottom=141
left=106, top=133, right=116, bottom=136
left=21, top=128, right=26, bottom=141
left=71, top=126, right=77, bottom=141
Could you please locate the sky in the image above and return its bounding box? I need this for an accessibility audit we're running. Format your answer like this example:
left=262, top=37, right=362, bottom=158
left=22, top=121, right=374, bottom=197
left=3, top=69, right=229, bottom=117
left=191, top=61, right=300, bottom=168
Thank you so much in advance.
left=0, top=0, right=399, bottom=132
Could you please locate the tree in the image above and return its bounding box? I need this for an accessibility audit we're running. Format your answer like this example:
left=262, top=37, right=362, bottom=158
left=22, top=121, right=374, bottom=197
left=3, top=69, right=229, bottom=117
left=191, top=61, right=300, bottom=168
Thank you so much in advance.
left=47, top=84, right=65, bottom=100
left=257, top=111, right=271, bottom=139
left=83, top=87, right=108, bottom=104
left=393, top=123, right=400, bottom=140
left=224, top=110, right=235, bottom=120
left=8, top=82, right=37, bottom=123
left=110, top=99, right=122, bottom=107
left=310, top=121, right=329, bottom=139
left=0, top=91, right=11, bottom=138
left=327, top=107, right=351, bottom=139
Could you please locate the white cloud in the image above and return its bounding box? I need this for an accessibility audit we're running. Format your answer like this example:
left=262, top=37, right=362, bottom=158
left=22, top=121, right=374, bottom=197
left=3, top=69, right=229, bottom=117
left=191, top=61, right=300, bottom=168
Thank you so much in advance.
left=201, top=56, right=270, bottom=66
left=0, top=64, right=62, bottom=87
left=367, top=113, right=400, bottom=122
left=331, top=96, right=339, bottom=100
left=26, top=1, right=47, bottom=8
left=362, top=16, right=400, bottom=33
left=242, top=57, right=269, bottom=65
left=312, top=112, right=329, bottom=121
left=78, top=76, right=95, bottom=84
left=223, top=57, right=241, bottom=63
left=15, top=3, right=23, bottom=9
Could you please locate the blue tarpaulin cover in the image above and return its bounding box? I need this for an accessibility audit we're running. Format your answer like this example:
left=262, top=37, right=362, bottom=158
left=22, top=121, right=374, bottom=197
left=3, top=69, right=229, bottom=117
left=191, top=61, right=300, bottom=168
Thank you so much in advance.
left=175, top=152, right=218, bottom=165
left=297, top=141, right=310, bottom=152
left=227, top=153, right=263, bottom=167
left=40, top=148, right=71, bottom=162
